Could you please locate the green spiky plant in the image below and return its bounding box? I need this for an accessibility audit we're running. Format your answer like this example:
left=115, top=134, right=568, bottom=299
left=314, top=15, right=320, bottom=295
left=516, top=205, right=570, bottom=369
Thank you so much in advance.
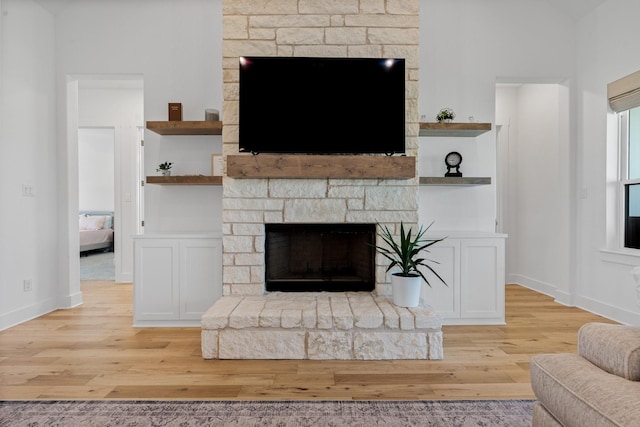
left=374, top=221, right=447, bottom=287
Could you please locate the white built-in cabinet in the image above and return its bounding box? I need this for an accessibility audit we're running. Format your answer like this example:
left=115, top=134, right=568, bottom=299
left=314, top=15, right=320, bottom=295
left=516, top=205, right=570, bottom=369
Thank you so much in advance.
left=133, top=234, right=222, bottom=326
left=422, top=232, right=506, bottom=325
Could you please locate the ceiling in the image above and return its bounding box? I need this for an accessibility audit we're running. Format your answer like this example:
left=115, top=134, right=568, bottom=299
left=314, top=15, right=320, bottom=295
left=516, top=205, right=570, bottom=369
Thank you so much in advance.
left=34, top=0, right=607, bottom=20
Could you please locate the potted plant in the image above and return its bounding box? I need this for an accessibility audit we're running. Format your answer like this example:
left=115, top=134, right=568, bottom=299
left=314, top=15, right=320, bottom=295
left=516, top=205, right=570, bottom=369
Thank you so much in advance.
left=374, top=222, right=446, bottom=307
left=156, top=161, right=173, bottom=176
left=436, top=108, right=456, bottom=123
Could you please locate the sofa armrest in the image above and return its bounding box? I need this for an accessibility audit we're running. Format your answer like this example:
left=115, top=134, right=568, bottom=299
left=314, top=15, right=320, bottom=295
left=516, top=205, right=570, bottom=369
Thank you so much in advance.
left=578, top=322, right=640, bottom=381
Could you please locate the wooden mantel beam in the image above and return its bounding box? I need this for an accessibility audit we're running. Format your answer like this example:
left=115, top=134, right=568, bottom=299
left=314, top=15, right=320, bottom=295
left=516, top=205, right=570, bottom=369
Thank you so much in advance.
left=226, top=154, right=416, bottom=179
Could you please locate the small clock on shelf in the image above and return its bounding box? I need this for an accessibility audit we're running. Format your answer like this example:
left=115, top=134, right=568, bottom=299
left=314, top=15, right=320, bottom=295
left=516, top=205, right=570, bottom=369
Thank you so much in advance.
left=445, top=151, right=462, bottom=177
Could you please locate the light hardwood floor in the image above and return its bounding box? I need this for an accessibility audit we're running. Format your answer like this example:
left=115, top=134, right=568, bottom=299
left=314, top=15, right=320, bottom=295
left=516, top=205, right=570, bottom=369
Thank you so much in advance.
left=0, top=282, right=616, bottom=400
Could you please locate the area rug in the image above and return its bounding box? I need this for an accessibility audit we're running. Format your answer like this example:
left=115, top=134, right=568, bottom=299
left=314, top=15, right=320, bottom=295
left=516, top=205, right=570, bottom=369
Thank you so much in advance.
left=80, top=250, right=115, bottom=281
left=0, top=399, right=533, bottom=426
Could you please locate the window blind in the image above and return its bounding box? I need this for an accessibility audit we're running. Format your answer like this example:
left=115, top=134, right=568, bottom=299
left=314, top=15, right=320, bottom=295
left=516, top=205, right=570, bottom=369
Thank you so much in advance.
left=608, top=70, right=640, bottom=112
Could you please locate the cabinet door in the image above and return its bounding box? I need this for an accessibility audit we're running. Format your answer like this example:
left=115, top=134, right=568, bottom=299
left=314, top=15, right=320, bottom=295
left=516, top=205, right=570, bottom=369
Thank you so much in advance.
left=179, top=238, right=223, bottom=320
left=134, top=239, right=180, bottom=321
left=460, top=239, right=505, bottom=321
left=420, top=240, right=460, bottom=319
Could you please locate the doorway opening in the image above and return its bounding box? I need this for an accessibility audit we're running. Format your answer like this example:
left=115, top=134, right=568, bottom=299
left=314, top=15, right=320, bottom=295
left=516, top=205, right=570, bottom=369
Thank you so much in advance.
left=78, top=127, right=115, bottom=280
left=495, top=81, right=572, bottom=297
left=69, top=76, right=144, bottom=285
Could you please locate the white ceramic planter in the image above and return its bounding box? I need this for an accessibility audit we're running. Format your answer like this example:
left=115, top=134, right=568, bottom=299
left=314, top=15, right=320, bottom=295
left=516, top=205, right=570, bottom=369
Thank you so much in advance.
left=391, top=274, right=422, bottom=307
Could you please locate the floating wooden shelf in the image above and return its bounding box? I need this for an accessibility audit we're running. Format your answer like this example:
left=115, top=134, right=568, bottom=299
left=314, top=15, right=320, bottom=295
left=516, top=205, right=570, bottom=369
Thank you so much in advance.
left=227, top=154, right=416, bottom=179
left=419, top=122, right=492, bottom=137
left=146, top=121, right=223, bottom=135
left=146, top=175, right=222, bottom=185
left=420, top=177, right=491, bottom=186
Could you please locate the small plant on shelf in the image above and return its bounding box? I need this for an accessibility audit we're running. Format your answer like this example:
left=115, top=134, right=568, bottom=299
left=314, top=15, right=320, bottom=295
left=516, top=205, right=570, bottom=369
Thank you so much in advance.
left=157, top=162, right=173, bottom=176
left=436, top=108, right=456, bottom=123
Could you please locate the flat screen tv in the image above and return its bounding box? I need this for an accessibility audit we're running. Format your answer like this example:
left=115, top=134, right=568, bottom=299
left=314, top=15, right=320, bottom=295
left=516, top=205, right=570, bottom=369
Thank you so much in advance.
left=239, top=56, right=405, bottom=155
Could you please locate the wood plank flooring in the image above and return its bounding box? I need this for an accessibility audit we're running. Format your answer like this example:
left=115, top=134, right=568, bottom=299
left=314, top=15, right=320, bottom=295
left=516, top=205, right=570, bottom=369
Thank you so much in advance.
left=0, top=282, right=616, bottom=400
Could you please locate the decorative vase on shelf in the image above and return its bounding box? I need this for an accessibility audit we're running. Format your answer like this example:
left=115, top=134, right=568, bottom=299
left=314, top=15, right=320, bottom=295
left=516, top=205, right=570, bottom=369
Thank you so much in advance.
left=157, top=162, right=173, bottom=176
left=391, top=273, right=422, bottom=308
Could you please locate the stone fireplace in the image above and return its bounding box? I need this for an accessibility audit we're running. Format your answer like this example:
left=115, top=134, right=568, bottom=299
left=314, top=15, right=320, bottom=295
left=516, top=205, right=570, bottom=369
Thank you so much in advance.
left=200, top=0, right=443, bottom=360
left=220, top=0, right=422, bottom=297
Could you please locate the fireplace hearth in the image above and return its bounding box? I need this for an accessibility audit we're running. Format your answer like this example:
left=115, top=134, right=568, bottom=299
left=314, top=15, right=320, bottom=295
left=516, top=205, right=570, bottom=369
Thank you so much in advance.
left=265, top=223, right=376, bottom=292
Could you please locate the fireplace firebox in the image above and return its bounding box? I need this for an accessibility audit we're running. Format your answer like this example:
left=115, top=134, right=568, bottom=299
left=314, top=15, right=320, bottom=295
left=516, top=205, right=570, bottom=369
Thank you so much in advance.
left=265, top=223, right=376, bottom=292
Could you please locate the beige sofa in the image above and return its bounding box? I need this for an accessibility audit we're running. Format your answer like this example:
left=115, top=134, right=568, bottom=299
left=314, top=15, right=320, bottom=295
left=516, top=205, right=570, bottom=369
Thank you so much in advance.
left=530, top=322, right=640, bottom=426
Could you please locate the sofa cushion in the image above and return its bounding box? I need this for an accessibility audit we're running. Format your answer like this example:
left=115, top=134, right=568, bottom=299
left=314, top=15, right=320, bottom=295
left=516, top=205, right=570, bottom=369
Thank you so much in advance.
left=532, top=402, right=562, bottom=427
left=578, top=322, right=640, bottom=381
left=530, top=353, right=640, bottom=427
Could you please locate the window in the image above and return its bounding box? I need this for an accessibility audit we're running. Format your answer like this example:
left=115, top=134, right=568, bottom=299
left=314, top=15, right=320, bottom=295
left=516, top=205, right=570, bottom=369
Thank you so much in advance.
left=609, top=70, right=640, bottom=250
left=621, top=106, right=640, bottom=249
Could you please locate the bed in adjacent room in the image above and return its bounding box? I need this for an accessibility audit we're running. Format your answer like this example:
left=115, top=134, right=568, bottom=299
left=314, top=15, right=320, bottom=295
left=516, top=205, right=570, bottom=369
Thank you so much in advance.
left=79, top=211, right=114, bottom=254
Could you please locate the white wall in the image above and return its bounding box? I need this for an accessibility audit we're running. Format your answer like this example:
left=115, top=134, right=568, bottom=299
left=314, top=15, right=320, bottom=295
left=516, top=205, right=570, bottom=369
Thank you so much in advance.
left=78, top=127, right=115, bottom=211
left=418, top=0, right=575, bottom=233
left=1, top=0, right=223, bottom=329
left=53, top=0, right=223, bottom=310
left=573, top=0, right=640, bottom=323
left=55, top=0, right=223, bottom=240
left=0, top=0, right=60, bottom=329
left=419, top=0, right=639, bottom=324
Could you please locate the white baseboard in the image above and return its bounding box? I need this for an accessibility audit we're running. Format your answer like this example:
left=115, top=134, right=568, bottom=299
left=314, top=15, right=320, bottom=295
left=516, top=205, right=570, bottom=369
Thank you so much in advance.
left=508, top=274, right=639, bottom=325
left=0, top=290, right=84, bottom=331
left=0, top=297, right=58, bottom=331
left=574, top=295, right=640, bottom=325
left=508, top=274, right=572, bottom=305
left=507, top=274, right=556, bottom=297
left=58, top=291, right=83, bottom=308
left=118, top=271, right=133, bottom=282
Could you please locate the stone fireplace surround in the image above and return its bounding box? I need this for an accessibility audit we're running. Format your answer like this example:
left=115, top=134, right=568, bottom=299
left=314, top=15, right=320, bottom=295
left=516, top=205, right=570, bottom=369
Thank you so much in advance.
left=200, top=0, right=443, bottom=360
left=220, top=0, right=421, bottom=300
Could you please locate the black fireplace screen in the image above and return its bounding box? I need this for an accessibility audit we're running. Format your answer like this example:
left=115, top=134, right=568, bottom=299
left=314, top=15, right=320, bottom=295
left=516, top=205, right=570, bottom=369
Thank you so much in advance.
left=265, top=223, right=376, bottom=292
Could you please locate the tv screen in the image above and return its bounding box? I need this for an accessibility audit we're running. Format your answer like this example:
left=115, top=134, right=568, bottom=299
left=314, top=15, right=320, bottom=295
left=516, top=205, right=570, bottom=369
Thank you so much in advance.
left=239, top=56, right=405, bottom=155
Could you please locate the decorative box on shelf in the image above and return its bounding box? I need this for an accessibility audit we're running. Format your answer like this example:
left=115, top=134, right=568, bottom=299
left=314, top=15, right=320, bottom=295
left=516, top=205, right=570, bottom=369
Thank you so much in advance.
left=168, top=103, right=182, bottom=121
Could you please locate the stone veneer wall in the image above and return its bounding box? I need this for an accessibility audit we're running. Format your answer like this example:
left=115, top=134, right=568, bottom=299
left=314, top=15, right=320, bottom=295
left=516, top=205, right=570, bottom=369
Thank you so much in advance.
left=221, top=0, right=420, bottom=297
